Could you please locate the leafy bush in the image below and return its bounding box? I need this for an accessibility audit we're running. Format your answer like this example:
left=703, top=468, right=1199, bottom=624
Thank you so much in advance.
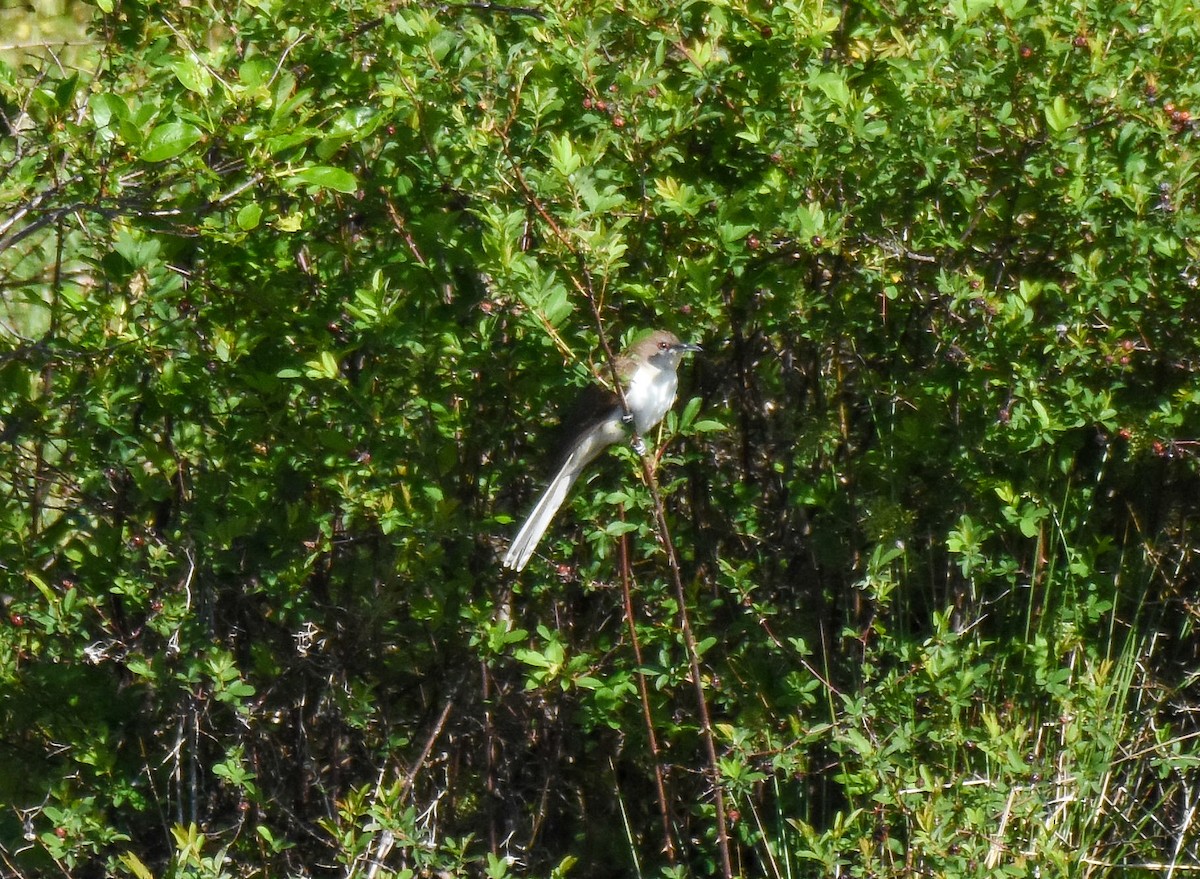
left=1, top=0, right=1198, bottom=876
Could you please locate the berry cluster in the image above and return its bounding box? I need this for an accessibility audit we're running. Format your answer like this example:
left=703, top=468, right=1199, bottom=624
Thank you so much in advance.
left=1163, top=101, right=1194, bottom=133
left=583, top=83, right=636, bottom=130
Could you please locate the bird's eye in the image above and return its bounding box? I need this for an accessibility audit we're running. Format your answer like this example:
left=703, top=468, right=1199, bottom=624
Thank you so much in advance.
left=658, top=340, right=669, bottom=350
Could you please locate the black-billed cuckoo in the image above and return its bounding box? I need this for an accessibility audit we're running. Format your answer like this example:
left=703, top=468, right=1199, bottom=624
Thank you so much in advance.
left=502, top=330, right=701, bottom=571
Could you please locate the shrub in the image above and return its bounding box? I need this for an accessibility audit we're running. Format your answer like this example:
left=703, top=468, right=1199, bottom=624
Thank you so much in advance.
left=1, top=0, right=1197, bottom=876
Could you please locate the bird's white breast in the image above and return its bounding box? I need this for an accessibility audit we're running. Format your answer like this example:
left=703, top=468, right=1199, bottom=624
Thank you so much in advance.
left=624, top=363, right=678, bottom=434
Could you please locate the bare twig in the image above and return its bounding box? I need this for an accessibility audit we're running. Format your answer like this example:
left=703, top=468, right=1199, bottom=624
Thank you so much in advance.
left=403, top=697, right=455, bottom=792
left=635, top=455, right=734, bottom=879
left=619, top=511, right=678, bottom=863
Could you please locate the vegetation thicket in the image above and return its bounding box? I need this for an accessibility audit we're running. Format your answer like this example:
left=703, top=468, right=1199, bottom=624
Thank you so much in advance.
left=1, top=0, right=1198, bottom=876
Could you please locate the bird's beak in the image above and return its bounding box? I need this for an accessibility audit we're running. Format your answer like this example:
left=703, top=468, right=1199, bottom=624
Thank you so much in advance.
left=679, top=341, right=702, bottom=354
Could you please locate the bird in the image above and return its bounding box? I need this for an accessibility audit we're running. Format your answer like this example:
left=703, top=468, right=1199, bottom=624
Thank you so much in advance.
left=502, top=330, right=701, bottom=572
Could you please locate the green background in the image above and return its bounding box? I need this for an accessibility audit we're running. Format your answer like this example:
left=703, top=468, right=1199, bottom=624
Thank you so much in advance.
left=1, top=0, right=1198, bottom=875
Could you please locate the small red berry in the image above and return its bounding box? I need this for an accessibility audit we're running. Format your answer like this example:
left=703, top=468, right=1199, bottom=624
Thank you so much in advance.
left=1019, top=45, right=1032, bottom=59
left=595, top=100, right=608, bottom=112
left=612, top=115, right=626, bottom=128
left=582, top=97, right=593, bottom=110
left=9, top=613, right=23, bottom=626
left=1073, top=34, right=1088, bottom=48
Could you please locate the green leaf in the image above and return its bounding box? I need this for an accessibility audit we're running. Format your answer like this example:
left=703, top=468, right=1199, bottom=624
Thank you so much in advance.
left=172, top=57, right=213, bottom=96
left=238, top=56, right=273, bottom=89
left=718, top=222, right=754, bottom=248
left=1044, top=95, right=1080, bottom=135
left=141, top=121, right=203, bottom=162
left=604, top=521, right=640, bottom=537
left=809, top=69, right=850, bottom=106
left=89, top=92, right=128, bottom=130
left=1019, top=505, right=1050, bottom=538
left=548, top=133, right=581, bottom=177
left=276, top=212, right=304, bottom=232
left=1031, top=398, right=1051, bottom=429
left=654, top=177, right=704, bottom=216
left=288, top=165, right=358, bottom=193
left=236, top=202, right=263, bottom=230
left=305, top=351, right=342, bottom=380
left=118, top=852, right=154, bottom=879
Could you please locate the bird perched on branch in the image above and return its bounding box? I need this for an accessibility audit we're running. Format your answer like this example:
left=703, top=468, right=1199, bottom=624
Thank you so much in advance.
left=502, top=330, right=701, bottom=572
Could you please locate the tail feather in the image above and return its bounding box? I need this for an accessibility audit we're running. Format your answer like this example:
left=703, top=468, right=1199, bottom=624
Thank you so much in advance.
left=502, top=421, right=619, bottom=571
left=502, top=456, right=586, bottom=571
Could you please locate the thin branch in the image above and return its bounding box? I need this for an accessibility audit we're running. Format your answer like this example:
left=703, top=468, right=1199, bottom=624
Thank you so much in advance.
left=619, top=512, right=678, bottom=863
left=636, top=455, right=734, bottom=879
left=403, top=697, right=455, bottom=793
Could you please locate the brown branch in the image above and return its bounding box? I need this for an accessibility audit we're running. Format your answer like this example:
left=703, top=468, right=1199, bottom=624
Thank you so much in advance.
left=403, top=696, right=454, bottom=792
left=637, top=457, right=734, bottom=879
left=619, top=511, right=678, bottom=863
left=383, top=197, right=430, bottom=268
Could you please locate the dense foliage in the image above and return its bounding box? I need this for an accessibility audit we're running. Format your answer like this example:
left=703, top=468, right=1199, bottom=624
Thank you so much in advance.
left=2, top=0, right=1198, bottom=876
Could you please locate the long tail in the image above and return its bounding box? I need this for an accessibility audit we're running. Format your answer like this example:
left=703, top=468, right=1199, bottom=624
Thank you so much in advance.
left=502, top=425, right=616, bottom=571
